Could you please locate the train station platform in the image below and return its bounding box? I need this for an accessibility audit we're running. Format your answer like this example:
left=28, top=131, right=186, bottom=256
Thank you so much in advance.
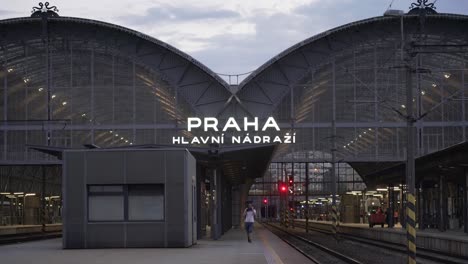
left=0, top=223, right=311, bottom=264
left=295, top=219, right=468, bottom=258
left=0, top=224, right=62, bottom=236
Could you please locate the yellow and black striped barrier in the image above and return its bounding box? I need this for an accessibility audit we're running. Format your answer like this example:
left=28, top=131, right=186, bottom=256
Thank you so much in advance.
left=284, top=209, right=289, bottom=228
left=331, top=204, right=338, bottom=237
left=406, top=193, right=417, bottom=264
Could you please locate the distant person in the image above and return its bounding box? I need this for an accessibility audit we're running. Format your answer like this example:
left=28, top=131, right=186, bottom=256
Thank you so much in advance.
left=394, top=210, right=399, bottom=225
left=243, top=203, right=257, bottom=243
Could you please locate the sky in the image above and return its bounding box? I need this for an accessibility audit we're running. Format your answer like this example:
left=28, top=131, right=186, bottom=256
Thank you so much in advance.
left=1, top=0, right=468, bottom=79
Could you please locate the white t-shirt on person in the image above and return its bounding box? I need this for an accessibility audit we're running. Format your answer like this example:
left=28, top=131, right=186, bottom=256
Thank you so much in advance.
left=244, top=208, right=256, bottom=223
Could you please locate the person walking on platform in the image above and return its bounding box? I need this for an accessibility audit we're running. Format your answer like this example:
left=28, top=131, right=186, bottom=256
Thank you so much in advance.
left=243, top=203, right=257, bottom=243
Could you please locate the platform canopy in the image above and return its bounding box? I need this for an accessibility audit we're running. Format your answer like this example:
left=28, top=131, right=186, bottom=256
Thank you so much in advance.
left=29, top=143, right=277, bottom=185
left=355, top=141, right=468, bottom=189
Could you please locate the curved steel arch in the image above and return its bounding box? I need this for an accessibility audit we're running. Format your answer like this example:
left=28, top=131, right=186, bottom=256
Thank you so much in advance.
left=235, top=14, right=468, bottom=120
left=234, top=14, right=468, bottom=162
left=0, top=16, right=237, bottom=161
left=0, top=16, right=232, bottom=117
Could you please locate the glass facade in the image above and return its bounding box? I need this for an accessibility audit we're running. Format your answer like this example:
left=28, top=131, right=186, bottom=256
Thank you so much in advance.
left=0, top=14, right=468, bottom=228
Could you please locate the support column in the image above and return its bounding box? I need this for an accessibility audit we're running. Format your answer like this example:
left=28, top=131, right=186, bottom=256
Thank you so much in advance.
left=3, top=61, right=7, bottom=160
left=291, top=162, right=295, bottom=229
left=231, top=186, right=240, bottom=228
left=41, top=165, right=46, bottom=232
left=439, top=174, right=447, bottom=232
left=405, top=61, right=417, bottom=264
left=210, top=168, right=216, bottom=239
left=388, top=184, right=395, bottom=228
left=210, top=168, right=222, bottom=240
left=400, top=183, right=406, bottom=227
left=464, top=168, right=468, bottom=233
left=331, top=59, right=338, bottom=238
left=305, top=162, right=309, bottom=233
left=90, top=48, right=95, bottom=144
left=196, top=164, right=203, bottom=239
left=418, top=182, right=425, bottom=230
left=132, top=62, right=136, bottom=143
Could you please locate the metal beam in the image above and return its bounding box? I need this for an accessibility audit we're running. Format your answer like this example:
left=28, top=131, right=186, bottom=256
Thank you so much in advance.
left=0, top=120, right=467, bottom=131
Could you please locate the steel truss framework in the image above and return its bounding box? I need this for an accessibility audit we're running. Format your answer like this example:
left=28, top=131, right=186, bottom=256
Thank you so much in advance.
left=0, top=14, right=466, bottom=183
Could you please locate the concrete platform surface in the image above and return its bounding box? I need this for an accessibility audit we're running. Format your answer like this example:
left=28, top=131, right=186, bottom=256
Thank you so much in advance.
left=0, top=224, right=62, bottom=235
left=0, top=223, right=312, bottom=264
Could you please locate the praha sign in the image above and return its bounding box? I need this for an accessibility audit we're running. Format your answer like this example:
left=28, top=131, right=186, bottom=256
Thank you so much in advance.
left=172, top=117, right=296, bottom=145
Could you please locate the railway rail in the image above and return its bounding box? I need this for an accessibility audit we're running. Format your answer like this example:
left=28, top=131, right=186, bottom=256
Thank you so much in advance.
left=263, top=222, right=363, bottom=264
left=289, top=220, right=467, bottom=264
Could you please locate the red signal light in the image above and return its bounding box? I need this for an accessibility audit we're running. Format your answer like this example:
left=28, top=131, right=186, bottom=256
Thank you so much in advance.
left=281, top=185, right=287, bottom=192
left=263, top=198, right=268, bottom=204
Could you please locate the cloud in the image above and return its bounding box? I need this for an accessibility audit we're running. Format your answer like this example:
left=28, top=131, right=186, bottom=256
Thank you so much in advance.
left=119, top=5, right=240, bottom=25
left=0, top=9, right=19, bottom=17
left=114, top=1, right=327, bottom=73
left=2, top=0, right=466, bottom=77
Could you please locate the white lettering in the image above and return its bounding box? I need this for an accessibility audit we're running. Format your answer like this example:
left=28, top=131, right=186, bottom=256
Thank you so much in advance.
left=191, top=137, right=200, bottom=144
left=212, top=136, right=220, bottom=144
left=201, top=137, right=210, bottom=144
left=244, top=117, right=258, bottom=131
left=188, top=117, right=201, bottom=131
left=232, top=136, right=241, bottom=144
left=223, top=117, right=241, bottom=131
left=253, top=136, right=262, bottom=143
left=273, top=136, right=282, bottom=143
left=262, top=117, right=280, bottom=131
left=204, top=117, right=218, bottom=132
left=172, top=137, right=181, bottom=144
left=242, top=134, right=252, bottom=144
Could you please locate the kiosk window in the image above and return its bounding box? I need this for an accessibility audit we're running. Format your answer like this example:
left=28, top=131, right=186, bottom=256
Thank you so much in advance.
left=87, top=185, right=164, bottom=222
left=128, top=185, right=164, bottom=221
left=88, top=185, right=124, bottom=221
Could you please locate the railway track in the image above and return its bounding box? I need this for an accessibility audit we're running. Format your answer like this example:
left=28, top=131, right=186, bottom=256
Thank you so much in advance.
left=291, top=220, right=468, bottom=264
left=263, top=222, right=363, bottom=264
left=0, top=231, right=61, bottom=245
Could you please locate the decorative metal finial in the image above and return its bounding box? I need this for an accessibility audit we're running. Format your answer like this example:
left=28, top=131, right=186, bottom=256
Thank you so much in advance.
left=31, top=2, right=59, bottom=18
left=408, top=0, right=437, bottom=15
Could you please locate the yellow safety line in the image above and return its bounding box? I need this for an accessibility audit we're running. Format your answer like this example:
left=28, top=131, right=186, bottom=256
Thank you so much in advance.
left=259, top=226, right=285, bottom=264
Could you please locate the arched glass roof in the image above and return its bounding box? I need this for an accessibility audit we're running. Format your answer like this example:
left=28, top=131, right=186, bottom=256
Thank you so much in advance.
left=0, top=16, right=232, bottom=162
left=1, top=13, right=468, bottom=166
left=234, top=14, right=468, bottom=162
